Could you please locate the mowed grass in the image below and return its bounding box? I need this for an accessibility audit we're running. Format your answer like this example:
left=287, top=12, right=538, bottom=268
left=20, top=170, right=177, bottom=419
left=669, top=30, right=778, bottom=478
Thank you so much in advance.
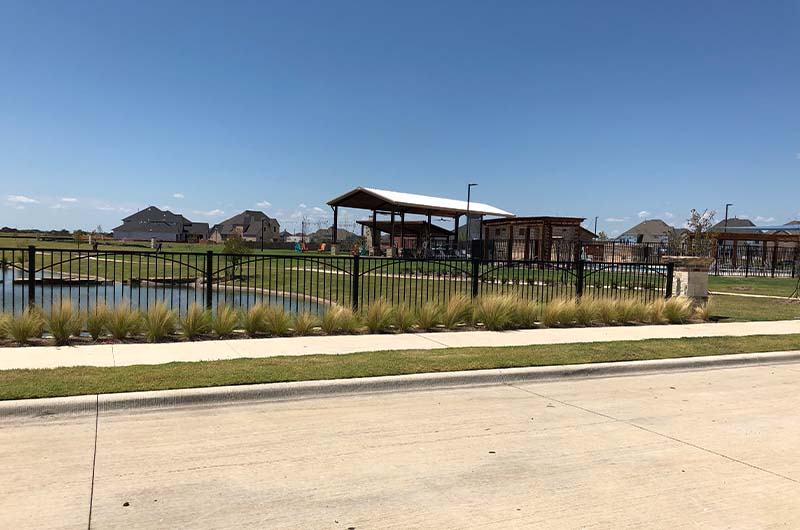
left=2, top=333, right=799, bottom=400
left=709, top=276, right=799, bottom=297
left=709, top=294, right=800, bottom=322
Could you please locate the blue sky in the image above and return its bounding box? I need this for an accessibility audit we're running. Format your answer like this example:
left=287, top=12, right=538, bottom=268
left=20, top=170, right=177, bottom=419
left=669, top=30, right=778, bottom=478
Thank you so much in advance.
left=1, top=0, right=798, bottom=236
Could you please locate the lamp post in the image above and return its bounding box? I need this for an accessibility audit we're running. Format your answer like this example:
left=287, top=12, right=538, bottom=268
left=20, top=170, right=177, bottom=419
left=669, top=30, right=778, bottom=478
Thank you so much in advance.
left=594, top=216, right=598, bottom=236
left=466, top=183, right=478, bottom=243
left=724, top=204, right=733, bottom=233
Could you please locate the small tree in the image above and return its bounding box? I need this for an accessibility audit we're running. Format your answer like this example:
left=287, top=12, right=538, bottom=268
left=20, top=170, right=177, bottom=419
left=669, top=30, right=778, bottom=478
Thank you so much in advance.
left=73, top=229, right=85, bottom=249
left=597, top=230, right=609, bottom=240
left=686, top=209, right=716, bottom=256
left=223, top=232, right=251, bottom=278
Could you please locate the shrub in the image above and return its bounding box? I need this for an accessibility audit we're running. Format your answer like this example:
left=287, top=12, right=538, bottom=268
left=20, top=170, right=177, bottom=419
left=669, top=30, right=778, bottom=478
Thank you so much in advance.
left=107, top=304, right=141, bottom=340
left=442, top=294, right=472, bottom=329
left=595, top=298, right=618, bottom=325
left=212, top=304, right=240, bottom=337
left=542, top=298, right=576, bottom=327
left=575, top=297, right=602, bottom=326
left=264, top=306, right=292, bottom=336
left=393, top=304, right=417, bottom=332
left=46, top=301, right=83, bottom=346
left=86, top=304, right=109, bottom=341
left=6, top=308, right=44, bottom=344
left=142, top=301, right=178, bottom=342
left=514, top=299, right=541, bottom=329
left=180, top=303, right=211, bottom=339
left=473, top=295, right=517, bottom=331
left=694, top=301, right=712, bottom=321
left=293, top=311, right=319, bottom=336
left=664, top=296, right=693, bottom=324
left=364, top=299, right=393, bottom=333
left=0, top=313, right=9, bottom=339
left=243, top=304, right=269, bottom=336
left=321, top=306, right=360, bottom=335
left=615, top=299, right=648, bottom=323
left=416, top=302, right=442, bottom=330
left=647, top=298, right=668, bottom=324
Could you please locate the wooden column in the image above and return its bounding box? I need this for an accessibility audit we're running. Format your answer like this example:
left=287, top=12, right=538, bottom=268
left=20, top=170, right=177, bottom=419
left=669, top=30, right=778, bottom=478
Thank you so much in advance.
left=372, top=210, right=379, bottom=251
left=453, top=215, right=460, bottom=248
left=390, top=211, right=396, bottom=251
left=400, top=212, right=405, bottom=256
left=331, top=206, right=338, bottom=244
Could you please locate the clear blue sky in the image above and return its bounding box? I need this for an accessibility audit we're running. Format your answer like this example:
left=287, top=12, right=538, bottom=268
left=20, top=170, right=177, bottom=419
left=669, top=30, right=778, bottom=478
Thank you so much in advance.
left=1, top=0, right=798, bottom=236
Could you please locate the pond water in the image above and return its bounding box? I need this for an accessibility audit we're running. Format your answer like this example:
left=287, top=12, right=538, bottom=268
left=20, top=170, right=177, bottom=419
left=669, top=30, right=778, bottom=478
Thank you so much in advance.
left=0, top=268, right=321, bottom=315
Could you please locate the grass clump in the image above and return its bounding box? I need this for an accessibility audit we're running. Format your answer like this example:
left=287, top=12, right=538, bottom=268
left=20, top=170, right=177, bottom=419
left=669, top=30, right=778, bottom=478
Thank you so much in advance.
left=6, top=308, right=45, bottom=344
left=180, top=303, right=211, bottom=339
left=514, top=299, right=541, bottom=329
left=542, top=298, right=577, bottom=327
left=86, top=304, right=109, bottom=341
left=595, top=298, right=618, bottom=325
left=416, top=302, right=442, bottom=330
left=694, top=300, right=712, bottom=322
left=293, top=311, right=319, bottom=336
left=664, top=296, right=693, bottom=324
left=212, top=304, right=240, bottom=338
left=46, top=301, right=83, bottom=346
left=615, top=299, right=648, bottom=324
left=0, top=314, right=9, bottom=339
left=647, top=298, right=668, bottom=324
left=393, top=304, right=417, bottom=332
left=364, top=299, right=393, bottom=333
left=107, top=304, right=142, bottom=340
left=142, top=301, right=178, bottom=342
left=321, top=306, right=361, bottom=335
left=473, top=295, right=517, bottom=331
left=264, top=306, right=292, bottom=336
left=243, top=304, right=269, bottom=336
left=442, top=294, right=473, bottom=329
left=575, top=298, right=602, bottom=326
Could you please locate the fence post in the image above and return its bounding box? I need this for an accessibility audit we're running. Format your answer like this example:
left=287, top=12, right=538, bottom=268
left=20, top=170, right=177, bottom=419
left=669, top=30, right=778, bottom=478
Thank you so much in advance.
left=471, top=255, right=480, bottom=299
left=27, top=245, right=36, bottom=307
left=351, top=254, right=360, bottom=311
left=745, top=245, right=751, bottom=277
left=665, top=262, right=674, bottom=298
left=575, top=259, right=585, bottom=300
left=205, top=250, right=213, bottom=310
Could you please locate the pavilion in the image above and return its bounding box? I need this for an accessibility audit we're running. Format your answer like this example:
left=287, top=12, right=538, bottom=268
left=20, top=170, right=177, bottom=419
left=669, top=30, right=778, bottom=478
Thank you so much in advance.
left=327, top=187, right=514, bottom=255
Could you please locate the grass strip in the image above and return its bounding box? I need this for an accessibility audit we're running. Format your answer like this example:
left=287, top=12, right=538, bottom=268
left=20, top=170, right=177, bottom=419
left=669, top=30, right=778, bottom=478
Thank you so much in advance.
left=2, top=334, right=799, bottom=400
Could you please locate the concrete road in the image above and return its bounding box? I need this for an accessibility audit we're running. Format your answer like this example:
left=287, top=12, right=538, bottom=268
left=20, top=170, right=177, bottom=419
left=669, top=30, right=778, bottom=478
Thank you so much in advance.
left=2, top=362, right=800, bottom=529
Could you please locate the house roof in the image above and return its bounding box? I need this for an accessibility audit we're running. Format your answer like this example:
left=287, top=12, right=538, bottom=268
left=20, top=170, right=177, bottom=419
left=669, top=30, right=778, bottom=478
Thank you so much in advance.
left=620, top=219, right=673, bottom=238
left=113, top=206, right=192, bottom=234
left=710, top=218, right=758, bottom=233
left=483, top=216, right=585, bottom=226
left=327, top=187, right=514, bottom=218
left=211, top=210, right=279, bottom=237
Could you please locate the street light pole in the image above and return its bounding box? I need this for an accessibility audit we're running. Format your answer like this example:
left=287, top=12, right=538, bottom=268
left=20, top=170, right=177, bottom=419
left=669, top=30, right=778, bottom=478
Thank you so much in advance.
left=466, top=183, right=478, bottom=243
left=594, top=216, right=598, bottom=236
left=724, top=203, right=733, bottom=232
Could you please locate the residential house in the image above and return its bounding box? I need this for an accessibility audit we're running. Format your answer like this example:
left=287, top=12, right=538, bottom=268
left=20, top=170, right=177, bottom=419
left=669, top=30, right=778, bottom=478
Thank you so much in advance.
left=618, top=219, right=674, bottom=244
left=209, top=210, right=280, bottom=243
left=112, top=206, right=208, bottom=242
left=710, top=217, right=758, bottom=234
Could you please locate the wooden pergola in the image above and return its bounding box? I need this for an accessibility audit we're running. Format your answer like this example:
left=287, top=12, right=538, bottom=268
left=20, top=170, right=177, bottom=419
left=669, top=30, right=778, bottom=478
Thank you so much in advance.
left=327, top=187, right=514, bottom=253
left=482, top=216, right=588, bottom=260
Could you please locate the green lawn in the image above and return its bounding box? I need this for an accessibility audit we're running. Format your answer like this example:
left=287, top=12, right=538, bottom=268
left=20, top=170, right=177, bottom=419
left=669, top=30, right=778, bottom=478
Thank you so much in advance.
left=2, top=333, right=799, bottom=400
left=709, top=294, right=800, bottom=322
left=709, top=276, right=799, bottom=297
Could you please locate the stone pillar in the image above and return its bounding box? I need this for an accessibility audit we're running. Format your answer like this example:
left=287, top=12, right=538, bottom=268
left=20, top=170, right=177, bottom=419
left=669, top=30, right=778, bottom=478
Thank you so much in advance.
left=663, top=256, right=713, bottom=305
left=330, top=244, right=338, bottom=256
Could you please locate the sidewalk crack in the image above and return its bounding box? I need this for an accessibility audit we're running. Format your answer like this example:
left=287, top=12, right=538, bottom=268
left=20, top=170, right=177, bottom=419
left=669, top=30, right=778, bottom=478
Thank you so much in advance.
left=505, top=382, right=800, bottom=485
left=87, top=394, right=100, bottom=530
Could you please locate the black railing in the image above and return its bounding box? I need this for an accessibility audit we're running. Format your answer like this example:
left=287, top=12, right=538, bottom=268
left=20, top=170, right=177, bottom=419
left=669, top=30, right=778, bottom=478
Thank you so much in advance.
left=0, top=246, right=673, bottom=316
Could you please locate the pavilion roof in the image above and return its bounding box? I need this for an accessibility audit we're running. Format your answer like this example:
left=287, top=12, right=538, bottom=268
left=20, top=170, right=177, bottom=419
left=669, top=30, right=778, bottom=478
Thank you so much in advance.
left=328, top=187, right=514, bottom=218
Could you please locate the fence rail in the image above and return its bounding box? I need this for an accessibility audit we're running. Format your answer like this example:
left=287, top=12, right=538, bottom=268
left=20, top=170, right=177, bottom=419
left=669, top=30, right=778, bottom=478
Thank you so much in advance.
left=0, top=246, right=673, bottom=316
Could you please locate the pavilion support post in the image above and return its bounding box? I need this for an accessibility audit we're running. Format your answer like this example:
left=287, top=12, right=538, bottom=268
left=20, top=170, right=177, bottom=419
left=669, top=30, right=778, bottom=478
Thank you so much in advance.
left=400, top=213, right=405, bottom=257
left=453, top=215, right=460, bottom=249
left=389, top=211, right=396, bottom=257
left=524, top=227, right=531, bottom=261
left=426, top=213, right=432, bottom=252
left=372, top=210, right=378, bottom=254
left=331, top=206, right=339, bottom=255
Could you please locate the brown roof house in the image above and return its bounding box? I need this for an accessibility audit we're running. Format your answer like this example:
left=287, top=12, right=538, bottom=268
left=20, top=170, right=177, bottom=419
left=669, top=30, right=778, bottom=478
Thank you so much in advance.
left=209, top=210, right=280, bottom=243
left=112, top=206, right=208, bottom=242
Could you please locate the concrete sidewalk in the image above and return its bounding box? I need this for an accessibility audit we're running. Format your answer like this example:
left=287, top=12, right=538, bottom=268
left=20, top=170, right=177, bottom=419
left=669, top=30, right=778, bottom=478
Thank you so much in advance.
left=3, top=360, right=800, bottom=529
left=0, top=319, right=798, bottom=371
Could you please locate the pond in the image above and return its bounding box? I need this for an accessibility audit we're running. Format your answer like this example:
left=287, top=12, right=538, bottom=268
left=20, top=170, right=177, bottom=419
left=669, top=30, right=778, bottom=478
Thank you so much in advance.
left=0, top=268, right=323, bottom=316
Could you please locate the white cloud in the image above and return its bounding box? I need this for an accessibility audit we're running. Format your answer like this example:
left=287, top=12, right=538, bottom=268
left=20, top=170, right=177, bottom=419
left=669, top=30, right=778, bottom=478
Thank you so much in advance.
left=754, top=216, right=776, bottom=224
left=60, top=197, right=79, bottom=203
left=173, top=193, right=185, bottom=199
left=14, top=205, right=25, bottom=210
left=51, top=204, right=64, bottom=209
left=257, top=200, right=272, bottom=208
left=605, top=217, right=627, bottom=223
left=193, top=209, right=225, bottom=217
left=96, top=205, right=116, bottom=211
left=312, top=206, right=324, bottom=213
left=637, top=210, right=651, bottom=219
left=298, top=203, right=307, bottom=209
left=664, top=211, right=674, bottom=219
left=7, top=195, right=38, bottom=204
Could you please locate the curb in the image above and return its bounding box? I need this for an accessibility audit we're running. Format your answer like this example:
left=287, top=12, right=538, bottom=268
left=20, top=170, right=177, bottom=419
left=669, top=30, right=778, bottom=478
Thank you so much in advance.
left=3, top=350, right=800, bottom=419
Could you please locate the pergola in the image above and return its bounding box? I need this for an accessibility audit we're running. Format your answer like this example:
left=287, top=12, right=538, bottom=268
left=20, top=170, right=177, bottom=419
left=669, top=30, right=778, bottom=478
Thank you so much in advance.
left=355, top=219, right=453, bottom=252
left=327, top=187, right=514, bottom=253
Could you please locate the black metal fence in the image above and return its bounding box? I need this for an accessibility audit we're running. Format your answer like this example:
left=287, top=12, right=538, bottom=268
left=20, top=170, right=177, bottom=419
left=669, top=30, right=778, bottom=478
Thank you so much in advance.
left=0, top=246, right=673, bottom=316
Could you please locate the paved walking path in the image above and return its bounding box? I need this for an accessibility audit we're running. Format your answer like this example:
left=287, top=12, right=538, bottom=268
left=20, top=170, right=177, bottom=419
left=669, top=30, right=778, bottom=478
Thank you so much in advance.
left=3, top=361, right=800, bottom=529
left=1, top=319, right=798, bottom=370
left=710, top=290, right=798, bottom=300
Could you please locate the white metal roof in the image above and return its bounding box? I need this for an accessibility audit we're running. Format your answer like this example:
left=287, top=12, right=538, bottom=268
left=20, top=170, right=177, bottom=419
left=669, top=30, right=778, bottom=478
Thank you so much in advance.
left=327, top=186, right=515, bottom=218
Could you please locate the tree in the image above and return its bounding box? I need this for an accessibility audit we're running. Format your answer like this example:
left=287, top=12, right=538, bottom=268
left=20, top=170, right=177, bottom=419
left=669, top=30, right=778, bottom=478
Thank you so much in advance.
left=597, top=230, right=609, bottom=240
left=73, top=229, right=85, bottom=249
left=686, top=208, right=716, bottom=256
left=223, top=232, right=251, bottom=278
